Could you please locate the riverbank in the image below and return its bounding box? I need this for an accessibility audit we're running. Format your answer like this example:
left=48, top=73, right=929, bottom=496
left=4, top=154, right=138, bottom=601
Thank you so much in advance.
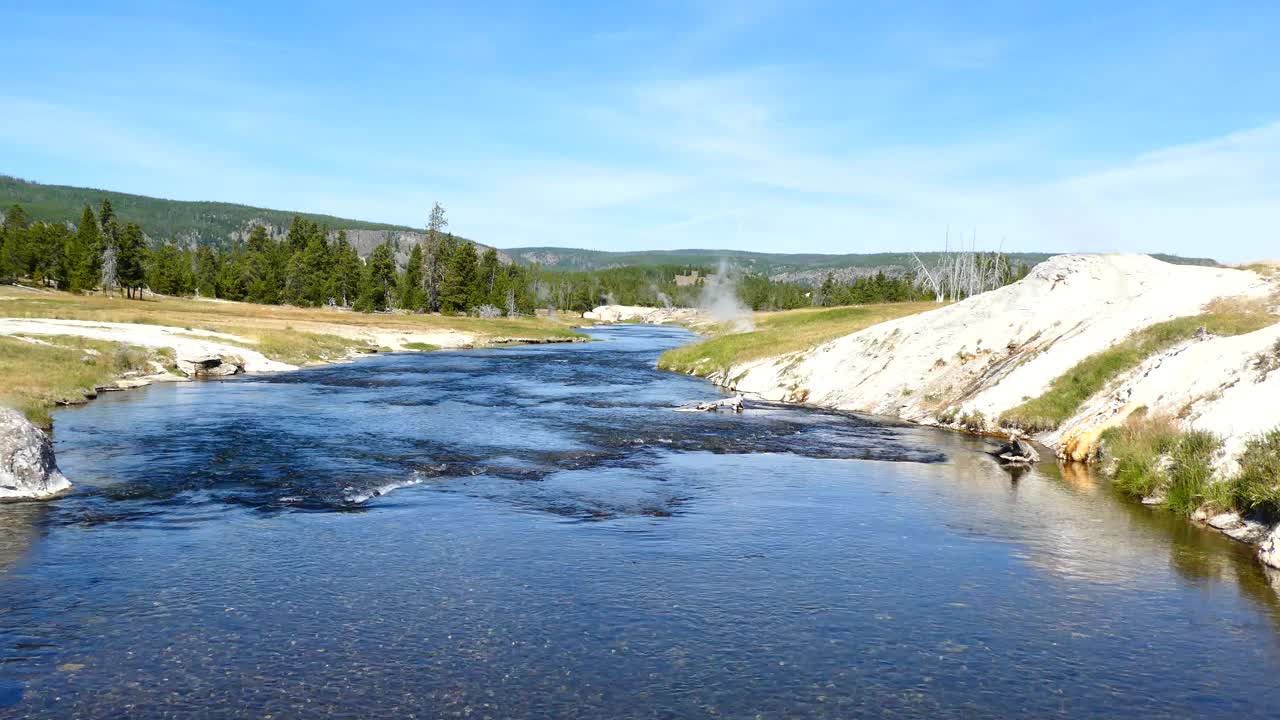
left=659, top=254, right=1280, bottom=566
left=0, top=285, right=584, bottom=429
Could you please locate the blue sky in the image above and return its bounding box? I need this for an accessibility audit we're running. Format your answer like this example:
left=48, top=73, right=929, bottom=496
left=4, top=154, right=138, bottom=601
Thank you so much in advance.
left=2, top=1, right=1277, bottom=260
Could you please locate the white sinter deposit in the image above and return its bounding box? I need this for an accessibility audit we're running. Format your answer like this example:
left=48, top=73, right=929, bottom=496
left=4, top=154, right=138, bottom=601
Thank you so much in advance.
left=704, top=253, right=1280, bottom=469
left=584, top=305, right=702, bottom=325
left=0, top=318, right=296, bottom=375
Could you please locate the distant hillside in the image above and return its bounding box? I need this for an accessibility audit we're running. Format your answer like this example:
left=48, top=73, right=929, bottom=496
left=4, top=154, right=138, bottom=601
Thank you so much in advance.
left=1, top=176, right=1218, bottom=276
left=504, top=247, right=1219, bottom=280
left=0, top=176, right=494, bottom=265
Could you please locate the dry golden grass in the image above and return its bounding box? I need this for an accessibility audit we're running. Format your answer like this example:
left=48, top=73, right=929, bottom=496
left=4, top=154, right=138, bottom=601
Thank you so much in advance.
left=1235, top=261, right=1280, bottom=277
left=0, top=286, right=581, bottom=341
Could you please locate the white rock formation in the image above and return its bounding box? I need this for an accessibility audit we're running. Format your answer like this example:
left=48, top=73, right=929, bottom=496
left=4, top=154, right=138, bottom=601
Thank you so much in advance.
left=584, top=305, right=701, bottom=325
left=0, top=407, right=72, bottom=501
left=709, top=255, right=1273, bottom=454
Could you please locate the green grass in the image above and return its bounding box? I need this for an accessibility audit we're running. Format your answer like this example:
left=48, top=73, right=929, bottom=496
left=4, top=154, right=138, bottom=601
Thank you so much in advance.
left=1104, top=416, right=1181, bottom=499
left=1216, top=429, right=1280, bottom=514
left=657, top=302, right=939, bottom=376
left=1163, top=430, right=1222, bottom=515
left=0, top=335, right=162, bottom=427
left=1102, top=415, right=1221, bottom=515
left=401, top=342, right=440, bottom=351
left=1002, top=302, right=1278, bottom=432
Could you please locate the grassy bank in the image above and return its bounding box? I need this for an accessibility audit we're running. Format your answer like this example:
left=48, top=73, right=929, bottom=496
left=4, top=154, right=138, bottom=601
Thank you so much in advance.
left=1, top=286, right=583, bottom=425
left=1103, top=415, right=1280, bottom=518
left=0, top=335, right=174, bottom=427
left=1001, top=299, right=1278, bottom=432
left=657, top=302, right=939, bottom=377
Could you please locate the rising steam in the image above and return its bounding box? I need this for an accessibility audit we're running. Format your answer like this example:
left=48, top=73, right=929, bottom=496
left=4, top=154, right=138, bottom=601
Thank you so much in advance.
left=699, top=260, right=755, bottom=332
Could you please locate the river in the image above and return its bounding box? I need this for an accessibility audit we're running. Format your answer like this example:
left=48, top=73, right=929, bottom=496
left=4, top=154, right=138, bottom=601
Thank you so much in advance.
left=2, top=325, right=1279, bottom=718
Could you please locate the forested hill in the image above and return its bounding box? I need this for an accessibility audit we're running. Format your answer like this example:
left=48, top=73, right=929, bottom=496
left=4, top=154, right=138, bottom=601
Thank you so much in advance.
left=505, top=247, right=1219, bottom=280
left=0, top=176, right=491, bottom=264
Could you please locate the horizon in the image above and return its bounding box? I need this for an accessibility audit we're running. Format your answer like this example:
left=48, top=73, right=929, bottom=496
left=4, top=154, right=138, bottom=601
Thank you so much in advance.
left=2, top=2, right=1277, bottom=262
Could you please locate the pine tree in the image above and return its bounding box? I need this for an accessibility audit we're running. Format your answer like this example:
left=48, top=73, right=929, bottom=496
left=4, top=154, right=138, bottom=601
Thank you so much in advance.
left=440, top=240, right=479, bottom=313
left=195, top=245, right=220, bottom=297
left=423, top=203, right=448, bottom=311
left=147, top=239, right=195, bottom=296
left=818, top=272, right=836, bottom=307
left=66, top=205, right=102, bottom=292
left=28, top=223, right=69, bottom=287
left=479, top=247, right=500, bottom=306
left=98, top=199, right=116, bottom=232
left=292, top=232, right=334, bottom=306
left=285, top=215, right=310, bottom=255
left=398, top=244, right=425, bottom=310
left=116, top=222, right=148, bottom=298
left=217, top=239, right=248, bottom=300
left=330, top=230, right=363, bottom=307
left=244, top=225, right=283, bottom=304
left=362, top=241, right=397, bottom=311
left=0, top=205, right=29, bottom=282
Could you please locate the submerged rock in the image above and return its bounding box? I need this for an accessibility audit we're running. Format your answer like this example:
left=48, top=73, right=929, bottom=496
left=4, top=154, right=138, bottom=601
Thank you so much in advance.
left=0, top=407, right=72, bottom=501
left=992, top=435, right=1040, bottom=464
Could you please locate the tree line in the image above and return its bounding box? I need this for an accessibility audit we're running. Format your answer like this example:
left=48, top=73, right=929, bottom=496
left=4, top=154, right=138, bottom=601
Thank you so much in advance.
left=1, top=198, right=1026, bottom=314
left=0, top=200, right=541, bottom=314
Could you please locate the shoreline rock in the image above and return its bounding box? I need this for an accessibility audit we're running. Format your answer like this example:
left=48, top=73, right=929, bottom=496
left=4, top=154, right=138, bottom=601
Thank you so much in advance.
left=0, top=408, right=72, bottom=502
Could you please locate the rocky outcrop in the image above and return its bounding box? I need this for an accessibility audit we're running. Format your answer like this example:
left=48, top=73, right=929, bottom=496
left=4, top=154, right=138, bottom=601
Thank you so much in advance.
left=0, top=408, right=71, bottom=501
left=174, top=353, right=243, bottom=377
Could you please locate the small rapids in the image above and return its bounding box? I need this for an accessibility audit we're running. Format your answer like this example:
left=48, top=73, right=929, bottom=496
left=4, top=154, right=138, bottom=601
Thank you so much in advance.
left=43, top=326, right=945, bottom=521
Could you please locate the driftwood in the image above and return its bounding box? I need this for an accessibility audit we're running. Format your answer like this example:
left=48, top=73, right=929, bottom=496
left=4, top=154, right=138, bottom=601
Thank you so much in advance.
left=676, top=394, right=745, bottom=413
left=992, top=434, right=1040, bottom=464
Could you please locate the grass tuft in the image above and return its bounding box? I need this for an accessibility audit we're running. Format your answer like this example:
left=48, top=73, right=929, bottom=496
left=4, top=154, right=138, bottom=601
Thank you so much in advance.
left=1221, top=429, right=1280, bottom=514
left=1102, top=415, right=1221, bottom=516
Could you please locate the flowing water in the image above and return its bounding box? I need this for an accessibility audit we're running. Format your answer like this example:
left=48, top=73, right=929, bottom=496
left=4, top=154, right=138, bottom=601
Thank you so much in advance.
left=2, top=325, right=1280, bottom=718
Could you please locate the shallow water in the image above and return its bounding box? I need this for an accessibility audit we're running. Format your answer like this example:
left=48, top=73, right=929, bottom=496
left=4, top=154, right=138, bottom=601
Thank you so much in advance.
left=2, top=324, right=1280, bottom=718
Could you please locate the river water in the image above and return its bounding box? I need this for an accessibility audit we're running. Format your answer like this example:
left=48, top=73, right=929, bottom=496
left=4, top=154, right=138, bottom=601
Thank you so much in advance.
left=2, top=325, right=1279, bottom=718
